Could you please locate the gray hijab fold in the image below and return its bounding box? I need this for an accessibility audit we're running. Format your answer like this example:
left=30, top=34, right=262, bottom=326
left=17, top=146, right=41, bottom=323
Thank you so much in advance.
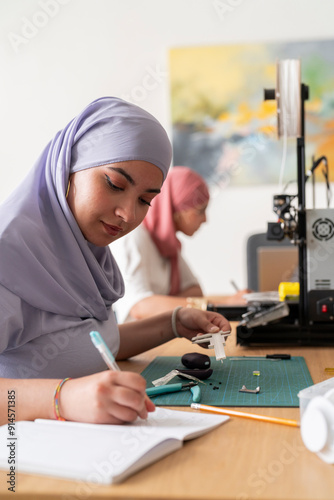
left=0, top=97, right=172, bottom=321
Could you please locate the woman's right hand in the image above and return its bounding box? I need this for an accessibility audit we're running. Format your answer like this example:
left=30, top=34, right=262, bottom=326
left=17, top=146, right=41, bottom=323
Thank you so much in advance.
left=59, top=370, right=156, bottom=424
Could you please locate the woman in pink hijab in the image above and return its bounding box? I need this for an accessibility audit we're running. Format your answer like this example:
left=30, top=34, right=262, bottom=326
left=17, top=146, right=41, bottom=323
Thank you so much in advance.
left=144, top=166, right=209, bottom=295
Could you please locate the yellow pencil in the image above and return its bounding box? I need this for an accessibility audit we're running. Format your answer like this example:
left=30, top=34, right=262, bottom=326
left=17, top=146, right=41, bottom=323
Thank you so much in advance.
left=191, top=403, right=300, bottom=427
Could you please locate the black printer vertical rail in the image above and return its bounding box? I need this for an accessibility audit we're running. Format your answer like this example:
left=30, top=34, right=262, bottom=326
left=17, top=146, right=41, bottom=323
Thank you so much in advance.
left=296, top=84, right=309, bottom=330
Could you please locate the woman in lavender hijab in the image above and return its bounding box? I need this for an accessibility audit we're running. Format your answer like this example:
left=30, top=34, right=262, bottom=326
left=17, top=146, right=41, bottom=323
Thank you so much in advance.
left=0, top=97, right=230, bottom=425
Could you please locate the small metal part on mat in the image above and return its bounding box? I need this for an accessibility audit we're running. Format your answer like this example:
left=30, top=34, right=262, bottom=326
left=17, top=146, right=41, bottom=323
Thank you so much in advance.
left=239, top=385, right=261, bottom=394
left=253, top=371, right=260, bottom=376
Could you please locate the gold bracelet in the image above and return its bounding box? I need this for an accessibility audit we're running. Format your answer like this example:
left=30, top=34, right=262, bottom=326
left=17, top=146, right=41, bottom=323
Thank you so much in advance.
left=186, top=297, right=208, bottom=311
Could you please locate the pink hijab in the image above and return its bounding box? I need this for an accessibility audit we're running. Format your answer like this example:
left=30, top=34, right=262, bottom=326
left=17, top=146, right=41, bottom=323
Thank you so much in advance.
left=143, top=166, right=209, bottom=295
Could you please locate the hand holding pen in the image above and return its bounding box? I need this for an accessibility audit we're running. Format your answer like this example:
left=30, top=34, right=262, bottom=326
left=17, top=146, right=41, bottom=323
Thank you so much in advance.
left=58, top=332, right=154, bottom=424
left=89, top=331, right=155, bottom=423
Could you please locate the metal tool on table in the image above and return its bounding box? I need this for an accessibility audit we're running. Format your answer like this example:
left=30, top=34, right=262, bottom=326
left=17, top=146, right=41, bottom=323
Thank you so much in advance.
left=238, top=302, right=290, bottom=328
left=229, top=354, right=291, bottom=361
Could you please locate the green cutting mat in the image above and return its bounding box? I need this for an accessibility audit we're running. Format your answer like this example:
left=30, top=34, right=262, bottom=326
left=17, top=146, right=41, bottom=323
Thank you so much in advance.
left=141, top=356, right=313, bottom=407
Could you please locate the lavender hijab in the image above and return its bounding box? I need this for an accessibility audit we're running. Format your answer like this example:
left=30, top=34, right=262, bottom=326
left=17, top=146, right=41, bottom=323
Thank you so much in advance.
left=0, top=97, right=172, bottom=323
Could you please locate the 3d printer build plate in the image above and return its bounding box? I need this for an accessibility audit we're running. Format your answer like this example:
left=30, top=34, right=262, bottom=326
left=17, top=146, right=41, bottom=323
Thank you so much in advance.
left=141, top=356, right=313, bottom=407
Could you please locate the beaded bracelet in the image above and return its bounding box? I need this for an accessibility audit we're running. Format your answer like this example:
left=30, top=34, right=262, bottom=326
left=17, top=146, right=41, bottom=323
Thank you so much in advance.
left=172, top=306, right=182, bottom=338
left=53, top=377, right=71, bottom=421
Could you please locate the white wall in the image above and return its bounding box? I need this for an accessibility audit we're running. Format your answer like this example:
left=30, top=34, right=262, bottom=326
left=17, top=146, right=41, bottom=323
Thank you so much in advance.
left=1, top=0, right=333, bottom=294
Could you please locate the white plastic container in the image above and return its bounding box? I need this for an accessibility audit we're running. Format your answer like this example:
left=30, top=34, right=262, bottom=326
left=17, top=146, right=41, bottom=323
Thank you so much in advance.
left=298, top=377, right=334, bottom=420
left=299, top=378, right=334, bottom=464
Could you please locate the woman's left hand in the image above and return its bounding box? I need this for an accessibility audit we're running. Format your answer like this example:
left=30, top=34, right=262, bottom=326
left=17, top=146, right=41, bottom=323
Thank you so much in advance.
left=174, top=307, right=231, bottom=341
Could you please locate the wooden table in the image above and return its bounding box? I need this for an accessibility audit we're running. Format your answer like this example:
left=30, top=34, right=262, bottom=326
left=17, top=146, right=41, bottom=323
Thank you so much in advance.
left=1, top=326, right=334, bottom=500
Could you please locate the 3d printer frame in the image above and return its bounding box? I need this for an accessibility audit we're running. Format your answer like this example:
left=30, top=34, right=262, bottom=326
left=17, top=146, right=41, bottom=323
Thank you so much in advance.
left=210, top=70, right=334, bottom=346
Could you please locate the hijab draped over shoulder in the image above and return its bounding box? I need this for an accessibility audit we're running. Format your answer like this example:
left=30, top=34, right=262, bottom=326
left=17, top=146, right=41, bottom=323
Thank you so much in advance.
left=0, top=97, right=172, bottom=322
left=143, top=166, right=209, bottom=295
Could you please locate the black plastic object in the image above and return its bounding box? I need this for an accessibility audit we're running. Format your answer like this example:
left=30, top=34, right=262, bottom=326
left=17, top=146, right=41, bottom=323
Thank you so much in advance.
left=177, top=368, right=213, bottom=380
left=181, top=352, right=211, bottom=369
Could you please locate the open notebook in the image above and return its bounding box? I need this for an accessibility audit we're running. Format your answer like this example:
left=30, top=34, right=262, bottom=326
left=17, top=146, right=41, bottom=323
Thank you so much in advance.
left=0, top=407, right=228, bottom=484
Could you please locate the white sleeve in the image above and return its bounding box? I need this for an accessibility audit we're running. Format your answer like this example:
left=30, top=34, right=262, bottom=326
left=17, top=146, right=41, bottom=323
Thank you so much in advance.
left=111, top=226, right=170, bottom=323
left=178, top=253, right=201, bottom=291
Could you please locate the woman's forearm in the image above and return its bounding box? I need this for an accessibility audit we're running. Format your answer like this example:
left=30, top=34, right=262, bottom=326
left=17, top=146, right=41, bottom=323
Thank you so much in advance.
left=130, top=295, right=188, bottom=319
left=0, top=378, right=57, bottom=425
left=177, top=285, right=203, bottom=297
left=0, top=373, right=156, bottom=425
left=117, top=306, right=231, bottom=361
left=129, top=285, right=203, bottom=319
left=117, top=311, right=176, bottom=360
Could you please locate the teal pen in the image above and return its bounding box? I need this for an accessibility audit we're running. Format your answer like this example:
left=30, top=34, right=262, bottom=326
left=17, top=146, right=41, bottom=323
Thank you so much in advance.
left=90, top=330, right=120, bottom=371
left=90, top=330, right=153, bottom=410
left=146, top=382, right=201, bottom=403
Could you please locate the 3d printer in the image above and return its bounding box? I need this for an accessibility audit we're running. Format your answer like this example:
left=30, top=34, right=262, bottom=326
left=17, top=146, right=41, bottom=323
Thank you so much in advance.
left=212, top=59, right=334, bottom=345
